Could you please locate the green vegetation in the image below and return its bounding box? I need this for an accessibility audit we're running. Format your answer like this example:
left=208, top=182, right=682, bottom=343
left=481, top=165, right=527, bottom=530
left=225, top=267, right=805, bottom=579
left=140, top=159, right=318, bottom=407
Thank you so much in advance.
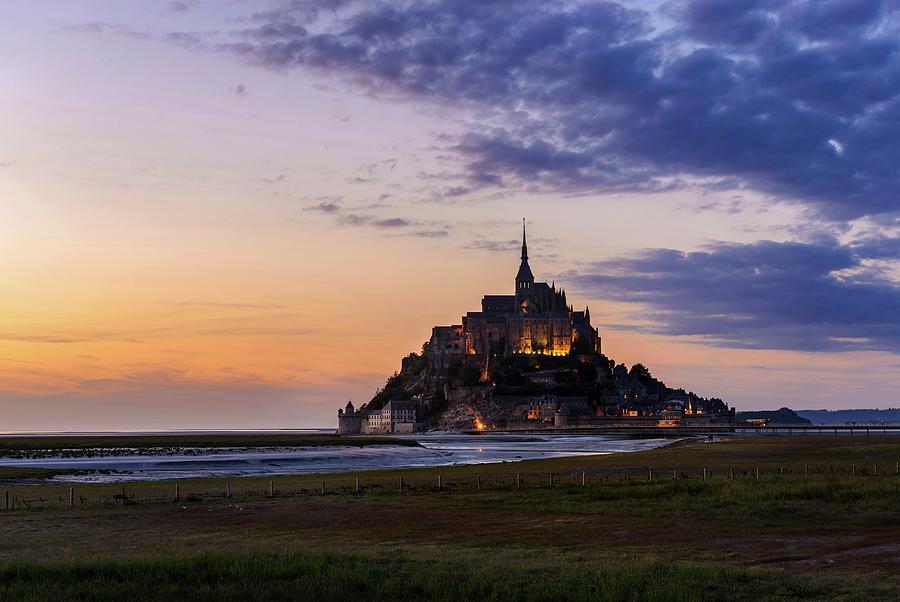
left=368, top=343, right=430, bottom=411
left=2, top=436, right=900, bottom=600
left=0, top=434, right=419, bottom=458
left=0, top=466, right=65, bottom=481
left=0, top=551, right=842, bottom=602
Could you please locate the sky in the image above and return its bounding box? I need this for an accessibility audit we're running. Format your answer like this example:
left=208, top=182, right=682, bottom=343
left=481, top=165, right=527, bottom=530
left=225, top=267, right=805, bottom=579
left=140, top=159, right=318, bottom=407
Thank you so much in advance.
left=1, top=0, right=899, bottom=430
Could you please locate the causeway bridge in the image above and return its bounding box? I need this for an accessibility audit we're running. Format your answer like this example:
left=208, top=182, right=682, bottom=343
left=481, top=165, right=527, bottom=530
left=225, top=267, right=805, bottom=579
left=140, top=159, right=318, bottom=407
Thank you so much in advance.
left=463, top=424, right=900, bottom=437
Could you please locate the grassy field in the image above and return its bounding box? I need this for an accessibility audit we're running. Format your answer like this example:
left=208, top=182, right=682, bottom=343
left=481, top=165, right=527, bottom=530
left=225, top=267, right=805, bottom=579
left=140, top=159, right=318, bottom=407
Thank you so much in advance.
left=1, top=435, right=899, bottom=600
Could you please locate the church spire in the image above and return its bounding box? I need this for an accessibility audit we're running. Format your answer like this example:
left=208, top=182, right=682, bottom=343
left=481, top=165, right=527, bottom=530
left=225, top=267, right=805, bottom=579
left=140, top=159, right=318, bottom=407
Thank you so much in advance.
left=521, top=218, right=528, bottom=261
left=515, top=218, right=534, bottom=290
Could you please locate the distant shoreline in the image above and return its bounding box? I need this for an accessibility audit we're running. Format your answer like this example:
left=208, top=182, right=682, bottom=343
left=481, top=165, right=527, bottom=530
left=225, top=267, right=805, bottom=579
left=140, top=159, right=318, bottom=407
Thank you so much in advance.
left=0, top=433, right=421, bottom=457
left=0, top=429, right=335, bottom=437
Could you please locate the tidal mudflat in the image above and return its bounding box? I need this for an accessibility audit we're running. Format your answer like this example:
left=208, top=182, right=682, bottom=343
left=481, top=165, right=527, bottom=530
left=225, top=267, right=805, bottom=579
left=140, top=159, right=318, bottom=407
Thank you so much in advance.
left=0, top=432, right=670, bottom=483
left=2, top=436, right=900, bottom=601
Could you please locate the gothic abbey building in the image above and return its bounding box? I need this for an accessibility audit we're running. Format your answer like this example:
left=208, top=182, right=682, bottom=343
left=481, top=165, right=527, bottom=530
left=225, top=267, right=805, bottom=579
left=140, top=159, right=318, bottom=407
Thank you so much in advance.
left=339, top=221, right=732, bottom=433
left=428, top=221, right=600, bottom=377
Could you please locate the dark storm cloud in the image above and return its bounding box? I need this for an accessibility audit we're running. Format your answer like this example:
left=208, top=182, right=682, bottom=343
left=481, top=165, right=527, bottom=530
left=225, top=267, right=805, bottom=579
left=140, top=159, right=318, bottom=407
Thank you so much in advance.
left=572, top=239, right=900, bottom=352
left=226, top=0, right=900, bottom=220
left=850, top=235, right=900, bottom=260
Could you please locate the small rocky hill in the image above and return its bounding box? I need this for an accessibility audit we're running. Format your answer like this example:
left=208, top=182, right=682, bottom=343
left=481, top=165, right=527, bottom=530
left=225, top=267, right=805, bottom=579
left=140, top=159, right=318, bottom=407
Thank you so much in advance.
left=735, top=407, right=811, bottom=425
left=363, top=341, right=730, bottom=430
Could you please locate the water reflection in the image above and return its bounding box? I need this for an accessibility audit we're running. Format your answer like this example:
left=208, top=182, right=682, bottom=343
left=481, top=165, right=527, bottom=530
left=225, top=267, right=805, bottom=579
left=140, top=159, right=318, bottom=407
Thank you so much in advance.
left=0, top=433, right=672, bottom=483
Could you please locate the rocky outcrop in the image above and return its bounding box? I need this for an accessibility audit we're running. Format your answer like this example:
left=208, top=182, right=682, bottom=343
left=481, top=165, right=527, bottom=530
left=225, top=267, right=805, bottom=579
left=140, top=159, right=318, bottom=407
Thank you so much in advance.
left=437, top=387, right=508, bottom=431
left=364, top=340, right=730, bottom=431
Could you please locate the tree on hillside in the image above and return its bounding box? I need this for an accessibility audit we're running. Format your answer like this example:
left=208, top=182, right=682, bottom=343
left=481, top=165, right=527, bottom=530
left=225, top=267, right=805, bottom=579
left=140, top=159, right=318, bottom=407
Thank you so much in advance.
left=629, top=363, right=652, bottom=381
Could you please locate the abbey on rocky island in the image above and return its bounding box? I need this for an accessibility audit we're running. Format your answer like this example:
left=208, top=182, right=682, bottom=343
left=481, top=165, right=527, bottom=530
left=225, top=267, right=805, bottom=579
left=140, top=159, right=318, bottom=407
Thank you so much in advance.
left=338, top=220, right=733, bottom=434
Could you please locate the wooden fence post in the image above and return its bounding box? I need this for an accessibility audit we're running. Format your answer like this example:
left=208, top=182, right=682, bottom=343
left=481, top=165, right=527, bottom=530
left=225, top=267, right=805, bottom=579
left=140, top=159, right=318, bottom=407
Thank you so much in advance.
left=804, top=465, right=809, bottom=476
left=516, top=473, right=520, bottom=488
left=4, top=490, right=8, bottom=511
left=477, top=475, right=481, bottom=491
left=175, top=482, right=179, bottom=502
left=226, top=482, right=231, bottom=498
left=703, top=467, right=707, bottom=481
left=648, top=469, right=653, bottom=484
left=874, top=464, right=879, bottom=476
left=269, top=480, right=274, bottom=497
left=321, top=480, right=325, bottom=494
left=356, top=477, right=361, bottom=493
left=549, top=473, right=553, bottom=487
left=779, top=466, right=784, bottom=476
left=121, top=486, right=126, bottom=506
left=399, top=476, right=403, bottom=493
left=673, top=469, right=677, bottom=480
left=852, top=463, right=856, bottom=476
left=582, top=472, right=586, bottom=487
left=437, top=475, right=441, bottom=490
left=896, top=461, right=899, bottom=475
left=755, top=466, right=759, bottom=479
left=69, top=487, right=74, bottom=509
left=729, top=467, right=734, bottom=480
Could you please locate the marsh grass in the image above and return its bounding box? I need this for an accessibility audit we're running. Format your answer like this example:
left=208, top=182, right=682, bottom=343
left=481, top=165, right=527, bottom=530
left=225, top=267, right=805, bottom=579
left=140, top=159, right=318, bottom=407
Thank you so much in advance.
left=3, top=436, right=900, bottom=516
left=0, top=550, right=841, bottom=602
left=3, top=437, right=900, bottom=600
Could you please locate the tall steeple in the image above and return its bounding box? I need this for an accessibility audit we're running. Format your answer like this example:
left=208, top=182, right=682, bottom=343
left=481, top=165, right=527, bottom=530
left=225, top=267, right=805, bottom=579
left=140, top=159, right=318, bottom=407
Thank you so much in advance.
left=521, top=218, right=528, bottom=261
left=515, top=218, right=534, bottom=291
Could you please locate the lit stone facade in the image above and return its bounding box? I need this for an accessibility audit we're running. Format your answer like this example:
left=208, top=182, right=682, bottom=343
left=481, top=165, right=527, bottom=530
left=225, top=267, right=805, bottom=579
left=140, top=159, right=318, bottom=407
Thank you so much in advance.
left=429, top=221, right=600, bottom=374
left=338, top=399, right=417, bottom=435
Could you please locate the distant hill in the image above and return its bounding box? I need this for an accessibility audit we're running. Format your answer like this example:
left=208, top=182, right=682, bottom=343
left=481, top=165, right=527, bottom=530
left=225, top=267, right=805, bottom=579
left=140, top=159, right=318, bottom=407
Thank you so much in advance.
left=735, top=407, right=811, bottom=425
left=796, top=409, right=900, bottom=425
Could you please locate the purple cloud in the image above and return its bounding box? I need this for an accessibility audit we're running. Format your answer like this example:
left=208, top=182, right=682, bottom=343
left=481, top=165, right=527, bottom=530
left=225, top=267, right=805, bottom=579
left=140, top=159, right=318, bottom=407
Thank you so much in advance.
left=572, top=237, right=900, bottom=352
left=225, top=0, right=900, bottom=220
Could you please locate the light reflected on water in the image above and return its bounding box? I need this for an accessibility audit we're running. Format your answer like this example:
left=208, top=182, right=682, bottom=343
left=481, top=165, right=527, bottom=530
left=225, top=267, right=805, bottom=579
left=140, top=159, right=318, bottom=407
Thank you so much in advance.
left=0, top=433, right=673, bottom=483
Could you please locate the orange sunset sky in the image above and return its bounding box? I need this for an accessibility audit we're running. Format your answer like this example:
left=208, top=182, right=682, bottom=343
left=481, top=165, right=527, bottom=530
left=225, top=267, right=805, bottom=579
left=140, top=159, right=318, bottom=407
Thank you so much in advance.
left=2, top=1, right=899, bottom=430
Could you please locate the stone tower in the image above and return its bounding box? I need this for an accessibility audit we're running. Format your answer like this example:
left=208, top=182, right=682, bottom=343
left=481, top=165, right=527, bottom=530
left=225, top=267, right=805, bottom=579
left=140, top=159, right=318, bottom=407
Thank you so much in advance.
left=515, top=218, right=534, bottom=300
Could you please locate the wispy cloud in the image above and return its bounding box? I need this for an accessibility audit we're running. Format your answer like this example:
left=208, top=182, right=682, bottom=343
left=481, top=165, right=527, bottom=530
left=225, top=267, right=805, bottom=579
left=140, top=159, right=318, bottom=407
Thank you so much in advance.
left=168, top=0, right=200, bottom=13
left=464, top=236, right=558, bottom=254
left=302, top=198, right=451, bottom=238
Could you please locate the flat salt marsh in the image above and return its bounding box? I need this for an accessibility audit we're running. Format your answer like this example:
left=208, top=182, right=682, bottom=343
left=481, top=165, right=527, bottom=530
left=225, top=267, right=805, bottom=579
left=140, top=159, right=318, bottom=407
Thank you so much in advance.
left=2, top=436, right=900, bottom=601
left=0, top=432, right=671, bottom=483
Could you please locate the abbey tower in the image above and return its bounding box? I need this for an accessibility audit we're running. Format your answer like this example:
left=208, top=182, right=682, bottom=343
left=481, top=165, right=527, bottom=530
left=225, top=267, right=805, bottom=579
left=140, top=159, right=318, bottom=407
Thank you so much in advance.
left=428, top=221, right=600, bottom=376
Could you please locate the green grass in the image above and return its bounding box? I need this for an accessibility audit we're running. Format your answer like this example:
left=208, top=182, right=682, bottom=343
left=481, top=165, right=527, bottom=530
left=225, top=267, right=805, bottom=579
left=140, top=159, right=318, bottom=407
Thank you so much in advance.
left=428, top=476, right=900, bottom=532
left=0, top=550, right=849, bottom=602
left=3, top=436, right=900, bottom=517
left=0, top=466, right=66, bottom=481
left=3, top=436, right=900, bottom=600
